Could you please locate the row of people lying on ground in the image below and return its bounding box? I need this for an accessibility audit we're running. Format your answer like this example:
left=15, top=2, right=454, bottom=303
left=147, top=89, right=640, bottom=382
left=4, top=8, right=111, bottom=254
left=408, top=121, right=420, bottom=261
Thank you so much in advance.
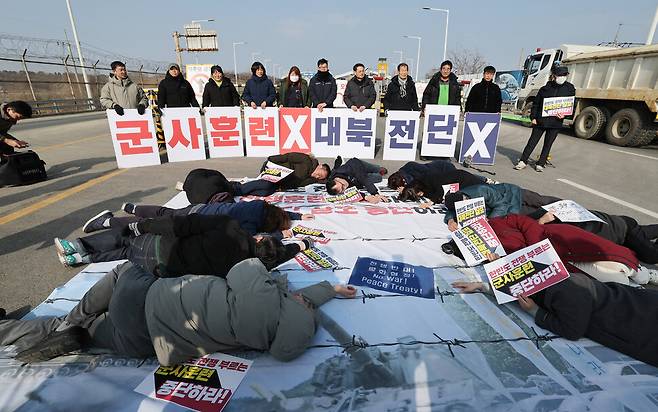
left=2, top=155, right=658, bottom=368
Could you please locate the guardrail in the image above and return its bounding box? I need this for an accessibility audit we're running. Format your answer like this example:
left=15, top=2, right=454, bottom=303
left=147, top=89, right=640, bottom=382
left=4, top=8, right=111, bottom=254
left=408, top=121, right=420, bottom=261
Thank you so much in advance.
left=29, top=98, right=101, bottom=116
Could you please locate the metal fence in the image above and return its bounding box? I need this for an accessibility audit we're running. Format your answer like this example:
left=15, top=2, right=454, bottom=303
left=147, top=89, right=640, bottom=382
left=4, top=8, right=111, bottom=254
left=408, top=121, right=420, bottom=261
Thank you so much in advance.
left=0, top=51, right=164, bottom=117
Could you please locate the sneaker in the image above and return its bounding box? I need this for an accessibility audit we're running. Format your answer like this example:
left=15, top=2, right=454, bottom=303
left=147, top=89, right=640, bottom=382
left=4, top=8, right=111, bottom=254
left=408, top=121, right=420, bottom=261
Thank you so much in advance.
left=54, top=237, right=79, bottom=255
left=514, top=161, right=527, bottom=170
left=535, top=165, right=544, bottom=172
left=15, top=326, right=88, bottom=363
left=82, top=210, right=113, bottom=233
left=122, top=203, right=136, bottom=214
left=379, top=167, right=388, bottom=176
left=58, top=253, right=85, bottom=268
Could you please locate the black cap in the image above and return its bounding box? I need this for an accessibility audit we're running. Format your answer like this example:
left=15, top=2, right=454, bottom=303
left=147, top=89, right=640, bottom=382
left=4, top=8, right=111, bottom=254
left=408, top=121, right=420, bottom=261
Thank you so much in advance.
left=552, top=65, right=569, bottom=76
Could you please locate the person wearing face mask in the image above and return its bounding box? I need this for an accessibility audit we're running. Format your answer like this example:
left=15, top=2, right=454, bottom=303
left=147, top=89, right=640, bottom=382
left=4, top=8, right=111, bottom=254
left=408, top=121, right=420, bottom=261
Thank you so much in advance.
left=157, top=63, right=199, bottom=108
left=465, top=65, right=502, bottom=113
left=422, top=60, right=462, bottom=111
left=343, top=63, right=377, bottom=112
left=383, top=63, right=419, bottom=111
left=202, top=65, right=240, bottom=107
left=515, top=65, right=575, bottom=172
left=309, top=58, right=338, bottom=111
left=278, top=66, right=311, bottom=108
left=242, top=62, right=276, bottom=109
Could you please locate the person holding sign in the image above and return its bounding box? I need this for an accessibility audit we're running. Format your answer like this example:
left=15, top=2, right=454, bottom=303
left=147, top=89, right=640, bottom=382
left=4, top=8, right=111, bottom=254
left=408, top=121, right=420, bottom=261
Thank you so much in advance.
left=100, top=61, right=148, bottom=115
left=515, top=65, right=575, bottom=172
left=262, top=152, right=330, bottom=189
left=383, top=63, right=419, bottom=111
left=3, top=259, right=358, bottom=364
left=242, top=62, right=276, bottom=109
left=309, top=58, right=338, bottom=111
left=343, top=63, right=377, bottom=112
left=157, top=63, right=199, bottom=109
left=421, top=60, right=462, bottom=110
left=326, top=157, right=387, bottom=203
left=465, top=66, right=502, bottom=114
left=201, top=65, right=241, bottom=107
left=278, top=66, right=311, bottom=108
left=452, top=270, right=658, bottom=367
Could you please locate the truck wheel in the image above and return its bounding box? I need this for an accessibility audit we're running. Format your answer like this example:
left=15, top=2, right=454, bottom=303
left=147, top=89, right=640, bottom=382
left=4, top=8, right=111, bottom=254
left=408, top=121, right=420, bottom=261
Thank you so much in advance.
left=574, top=106, right=607, bottom=140
left=605, top=108, right=655, bottom=147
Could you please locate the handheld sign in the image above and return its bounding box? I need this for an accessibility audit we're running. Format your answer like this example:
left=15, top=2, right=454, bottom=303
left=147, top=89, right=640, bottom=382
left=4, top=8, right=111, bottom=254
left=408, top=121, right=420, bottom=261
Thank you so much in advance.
left=541, top=96, right=575, bottom=117
left=257, top=161, right=294, bottom=183
left=441, top=183, right=460, bottom=199
left=295, top=246, right=339, bottom=272
left=324, top=186, right=362, bottom=203
left=348, top=257, right=435, bottom=299
left=454, top=197, right=486, bottom=228
left=483, top=239, right=570, bottom=304
left=292, top=225, right=336, bottom=244
left=542, top=200, right=606, bottom=224
left=451, top=218, right=506, bottom=266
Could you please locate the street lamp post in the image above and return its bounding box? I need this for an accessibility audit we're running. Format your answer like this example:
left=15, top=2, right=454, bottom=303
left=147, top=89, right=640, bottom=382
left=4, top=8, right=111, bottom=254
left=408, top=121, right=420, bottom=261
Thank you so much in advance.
left=233, top=41, right=246, bottom=84
left=251, top=52, right=261, bottom=63
left=422, top=7, right=450, bottom=62
left=393, top=50, right=403, bottom=64
left=64, top=0, right=94, bottom=104
left=403, top=35, right=422, bottom=81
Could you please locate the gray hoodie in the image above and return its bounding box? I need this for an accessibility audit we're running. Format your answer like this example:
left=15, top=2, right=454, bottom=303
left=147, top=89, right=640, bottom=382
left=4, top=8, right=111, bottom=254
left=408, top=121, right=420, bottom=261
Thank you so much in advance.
left=100, top=75, right=148, bottom=109
left=144, top=258, right=335, bottom=366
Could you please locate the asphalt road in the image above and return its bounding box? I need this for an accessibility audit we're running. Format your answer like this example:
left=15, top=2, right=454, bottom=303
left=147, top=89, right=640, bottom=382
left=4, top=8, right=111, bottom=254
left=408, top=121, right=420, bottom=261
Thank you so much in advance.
left=1, top=111, right=656, bottom=317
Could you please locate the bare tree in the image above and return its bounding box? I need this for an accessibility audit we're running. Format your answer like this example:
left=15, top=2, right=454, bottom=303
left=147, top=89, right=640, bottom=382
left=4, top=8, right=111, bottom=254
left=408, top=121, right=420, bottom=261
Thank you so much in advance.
left=425, top=47, right=488, bottom=78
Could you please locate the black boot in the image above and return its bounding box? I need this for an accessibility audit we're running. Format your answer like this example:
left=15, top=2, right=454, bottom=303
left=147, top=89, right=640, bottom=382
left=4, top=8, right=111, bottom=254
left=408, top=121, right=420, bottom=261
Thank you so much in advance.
left=15, top=326, right=88, bottom=363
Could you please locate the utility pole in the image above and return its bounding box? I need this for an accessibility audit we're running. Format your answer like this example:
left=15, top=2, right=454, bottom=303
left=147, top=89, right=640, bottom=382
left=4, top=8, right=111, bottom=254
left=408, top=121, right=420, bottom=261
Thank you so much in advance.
left=646, top=4, right=658, bottom=44
left=173, top=31, right=183, bottom=69
left=65, top=0, right=94, bottom=105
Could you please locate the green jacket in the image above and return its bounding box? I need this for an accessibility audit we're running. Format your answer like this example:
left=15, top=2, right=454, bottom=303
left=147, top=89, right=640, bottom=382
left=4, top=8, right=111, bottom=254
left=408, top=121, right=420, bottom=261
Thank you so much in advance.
left=145, top=258, right=335, bottom=366
left=278, top=78, right=311, bottom=107
left=265, top=152, right=320, bottom=189
left=100, top=75, right=148, bottom=110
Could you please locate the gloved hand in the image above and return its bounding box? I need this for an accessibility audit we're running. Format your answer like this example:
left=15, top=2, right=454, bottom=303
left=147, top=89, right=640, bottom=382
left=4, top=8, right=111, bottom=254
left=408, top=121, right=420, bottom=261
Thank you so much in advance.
left=199, top=108, right=205, bottom=116
left=113, top=104, right=124, bottom=116
left=137, top=104, right=146, bottom=115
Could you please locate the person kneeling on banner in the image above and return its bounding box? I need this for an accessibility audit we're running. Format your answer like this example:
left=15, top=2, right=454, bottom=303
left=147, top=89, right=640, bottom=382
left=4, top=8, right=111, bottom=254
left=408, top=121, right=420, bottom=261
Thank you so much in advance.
left=53, top=214, right=310, bottom=277
left=326, top=157, right=387, bottom=203
left=398, top=169, right=490, bottom=206
left=82, top=199, right=314, bottom=240
left=452, top=270, right=658, bottom=367
left=0, top=259, right=357, bottom=364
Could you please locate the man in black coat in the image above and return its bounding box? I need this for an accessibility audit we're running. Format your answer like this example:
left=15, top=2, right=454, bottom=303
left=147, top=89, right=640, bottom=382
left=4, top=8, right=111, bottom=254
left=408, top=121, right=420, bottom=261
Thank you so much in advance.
left=383, top=63, right=419, bottom=111
left=422, top=60, right=462, bottom=110
left=202, top=65, right=240, bottom=107
left=157, top=63, right=200, bottom=108
left=343, top=63, right=377, bottom=112
left=309, top=58, right=338, bottom=110
left=465, top=66, right=502, bottom=113
left=387, top=160, right=457, bottom=190
left=515, top=65, right=575, bottom=172
left=326, top=158, right=385, bottom=202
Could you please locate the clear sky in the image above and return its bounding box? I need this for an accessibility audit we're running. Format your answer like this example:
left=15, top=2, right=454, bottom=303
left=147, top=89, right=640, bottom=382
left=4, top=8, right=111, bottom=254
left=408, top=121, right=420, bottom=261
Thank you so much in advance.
left=2, top=0, right=657, bottom=78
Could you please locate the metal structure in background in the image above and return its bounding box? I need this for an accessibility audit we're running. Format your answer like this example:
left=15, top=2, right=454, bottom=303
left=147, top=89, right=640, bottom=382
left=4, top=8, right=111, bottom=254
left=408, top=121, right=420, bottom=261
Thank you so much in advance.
left=403, top=35, right=422, bottom=81
left=232, top=41, right=246, bottom=85
left=422, top=7, right=450, bottom=63
left=65, top=0, right=94, bottom=104
left=172, top=21, right=218, bottom=70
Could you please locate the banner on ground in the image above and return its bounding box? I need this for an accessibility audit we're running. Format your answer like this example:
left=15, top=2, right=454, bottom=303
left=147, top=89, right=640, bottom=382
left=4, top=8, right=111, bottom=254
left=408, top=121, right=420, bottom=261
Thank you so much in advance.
left=106, top=108, right=160, bottom=168
left=134, top=352, right=252, bottom=412
left=257, top=161, right=294, bottom=183
left=295, top=246, right=339, bottom=271
left=542, top=96, right=575, bottom=117
left=162, top=107, right=206, bottom=162
left=204, top=106, right=244, bottom=158
left=348, top=257, right=435, bottom=299
left=324, top=186, right=362, bottom=203
left=421, top=104, right=460, bottom=158
left=458, top=112, right=501, bottom=165
left=484, top=238, right=569, bottom=304
left=383, top=110, right=421, bottom=161
left=454, top=197, right=486, bottom=227
left=542, top=200, right=606, bottom=223
left=451, top=218, right=506, bottom=266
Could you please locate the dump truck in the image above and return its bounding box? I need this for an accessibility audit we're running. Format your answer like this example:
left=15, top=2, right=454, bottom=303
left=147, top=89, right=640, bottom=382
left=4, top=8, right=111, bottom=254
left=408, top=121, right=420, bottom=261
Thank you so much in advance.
left=517, top=44, right=658, bottom=146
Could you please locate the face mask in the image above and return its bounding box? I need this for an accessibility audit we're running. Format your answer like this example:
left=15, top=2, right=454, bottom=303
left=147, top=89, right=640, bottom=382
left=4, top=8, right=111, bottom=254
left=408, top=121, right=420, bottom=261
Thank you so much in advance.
left=555, top=76, right=567, bottom=85
left=289, top=75, right=299, bottom=82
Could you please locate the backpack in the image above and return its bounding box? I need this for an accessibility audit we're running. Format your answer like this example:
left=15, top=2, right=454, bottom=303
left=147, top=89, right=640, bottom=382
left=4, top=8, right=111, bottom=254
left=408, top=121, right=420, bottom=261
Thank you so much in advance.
left=0, top=150, right=47, bottom=186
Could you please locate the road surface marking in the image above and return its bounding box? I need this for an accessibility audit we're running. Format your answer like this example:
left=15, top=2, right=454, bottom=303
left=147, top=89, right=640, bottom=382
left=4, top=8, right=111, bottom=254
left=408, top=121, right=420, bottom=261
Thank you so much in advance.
left=557, top=178, right=658, bottom=219
left=0, top=168, right=127, bottom=226
left=608, top=148, right=658, bottom=161
left=36, top=134, right=108, bottom=152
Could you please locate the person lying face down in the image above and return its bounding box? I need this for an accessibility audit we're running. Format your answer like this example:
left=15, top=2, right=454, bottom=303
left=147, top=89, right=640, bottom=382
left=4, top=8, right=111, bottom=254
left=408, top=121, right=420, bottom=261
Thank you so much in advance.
left=387, top=160, right=458, bottom=192
left=325, top=158, right=387, bottom=203
left=397, top=169, right=488, bottom=206
left=2, top=259, right=357, bottom=365
left=452, top=270, right=658, bottom=367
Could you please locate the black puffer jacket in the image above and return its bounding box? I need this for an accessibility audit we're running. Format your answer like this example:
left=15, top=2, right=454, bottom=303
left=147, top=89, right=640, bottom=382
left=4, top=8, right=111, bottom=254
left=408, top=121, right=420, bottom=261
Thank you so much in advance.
left=422, top=72, right=461, bottom=109
left=384, top=75, right=419, bottom=111
left=202, top=78, right=240, bottom=107
left=157, top=73, right=199, bottom=108
left=465, top=79, right=502, bottom=113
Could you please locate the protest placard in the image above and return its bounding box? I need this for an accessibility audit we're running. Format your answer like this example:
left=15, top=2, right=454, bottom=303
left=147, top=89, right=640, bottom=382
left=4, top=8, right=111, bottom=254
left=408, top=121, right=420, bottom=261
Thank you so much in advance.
left=161, top=107, right=206, bottom=162
left=420, top=104, right=460, bottom=158
left=458, top=112, right=501, bottom=166
left=107, top=108, right=160, bottom=168
left=454, top=197, right=486, bottom=227
left=134, top=352, right=252, bottom=412
left=244, top=107, right=279, bottom=157
left=257, top=161, right=294, bottom=183
left=451, top=218, right=506, bottom=266
left=483, top=239, right=570, bottom=304
left=204, top=106, right=244, bottom=158
left=542, top=200, right=606, bottom=223
left=541, top=96, right=575, bottom=117
left=383, top=110, right=420, bottom=161
left=295, top=246, right=339, bottom=271
left=324, top=186, right=362, bottom=203
left=291, top=225, right=336, bottom=244
left=348, top=257, right=435, bottom=299
left=441, top=183, right=459, bottom=198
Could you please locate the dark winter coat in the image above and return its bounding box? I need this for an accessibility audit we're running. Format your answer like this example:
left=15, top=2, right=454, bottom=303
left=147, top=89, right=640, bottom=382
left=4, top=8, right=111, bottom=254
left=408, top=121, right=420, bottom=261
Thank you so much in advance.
left=422, top=72, right=461, bottom=109
left=465, top=79, right=502, bottom=113
left=530, top=80, right=576, bottom=129
left=343, top=76, right=377, bottom=108
left=308, top=72, right=337, bottom=108
left=202, top=78, right=240, bottom=107
left=488, top=214, right=639, bottom=273
left=383, top=75, right=419, bottom=111
left=444, top=183, right=523, bottom=224
left=397, top=160, right=457, bottom=186
left=196, top=200, right=302, bottom=237
left=278, top=79, right=311, bottom=108
left=330, top=158, right=378, bottom=195
left=242, top=75, right=276, bottom=106
left=265, top=152, right=319, bottom=189
left=183, top=168, right=234, bottom=204
left=531, top=272, right=658, bottom=366
left=417, top=169, right=487, bottom=204
left=157, top=72, right=199, bottom=108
